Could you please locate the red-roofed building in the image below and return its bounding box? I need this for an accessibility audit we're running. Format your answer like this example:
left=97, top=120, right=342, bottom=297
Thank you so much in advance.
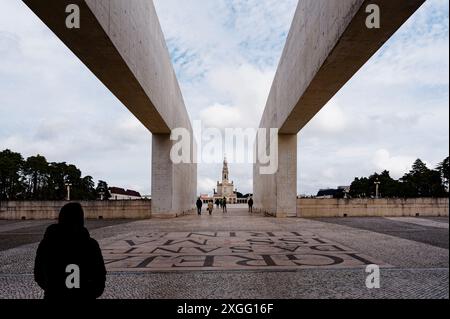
left=109, top=187, right=142, bottom=200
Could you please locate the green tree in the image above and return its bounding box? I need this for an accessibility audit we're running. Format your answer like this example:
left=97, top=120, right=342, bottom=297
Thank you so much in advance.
left=96, top=180, right=111, bottom=200
left=0, top=149, right=25, bottom=200
left=1, top=149, right=111, bottom=201
left=47, top=162, right=70, bottom=200
left=45, top=162, right=87, bottom=200
left=350, top=171, right=400, bottom=198
left=437, top=156, right=449, bottom=191
left=349, top=158, right=448, bottom=199
left=23, top=155, right=50, bottom=200
left=41, top=162, right=100, bottom=200
left=374, top=170, right=401, bottom=198
left=350, top=177, right=370, bottom=198
left=63, top=164, right=83, bottom=200
left=400, top=159, right=446, bottom=198
left=80, top=176, right=97, bottom=200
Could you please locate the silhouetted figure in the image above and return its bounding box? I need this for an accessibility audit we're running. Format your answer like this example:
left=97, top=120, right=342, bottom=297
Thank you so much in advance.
left=215, top=199, right=220, bottom=209
left=222, top=197, right=227, bottom=213
left=34, top=203, right=106, bottom=300
left=196, top=198, right=203, bottom=215
left=248, top=197, right=254, bottom=213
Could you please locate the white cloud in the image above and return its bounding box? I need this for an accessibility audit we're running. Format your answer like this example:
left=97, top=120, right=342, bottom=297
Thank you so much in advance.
left=199, top=64, right=274, bottom=129
left=200, top=103, right=243, bottom=129
left=373, top=149, right=416, bottom=178
left=0, top=0, right=448, bottom=197
left=298, top=0, right=449, bottom=194
left=308, top=100, right=348, bottom=134
left=198, top=177, right=218, bottom=195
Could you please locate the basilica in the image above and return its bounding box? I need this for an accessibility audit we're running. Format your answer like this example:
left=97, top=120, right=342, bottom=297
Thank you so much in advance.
left=213, top=157, right=238, bottom=204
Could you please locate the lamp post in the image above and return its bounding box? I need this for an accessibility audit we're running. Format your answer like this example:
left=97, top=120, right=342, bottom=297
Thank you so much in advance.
left=374, top=178, right=381, bottom=199
left=65, top=183, right=72, bottom=201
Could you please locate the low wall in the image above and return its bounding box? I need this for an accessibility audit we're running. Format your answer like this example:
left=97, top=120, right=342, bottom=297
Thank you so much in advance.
left=297, top=198, right=449, bottom=218
left=0, top=200, right=152, bottom=220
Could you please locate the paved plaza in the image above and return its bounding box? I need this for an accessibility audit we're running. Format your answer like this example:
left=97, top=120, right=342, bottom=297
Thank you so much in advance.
left=0, top=207, right=448, bottom=299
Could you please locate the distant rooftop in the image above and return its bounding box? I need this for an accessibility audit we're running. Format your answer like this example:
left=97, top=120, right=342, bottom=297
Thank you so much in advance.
left=109, top=187, right=142, bottom=197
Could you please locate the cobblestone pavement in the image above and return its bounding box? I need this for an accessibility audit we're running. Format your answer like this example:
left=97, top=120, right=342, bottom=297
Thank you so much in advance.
left=0, top=219, right=132, bottom=251
left=316, top=217, right=450, bottom=249
left=0, top=208, right=448, bottom=299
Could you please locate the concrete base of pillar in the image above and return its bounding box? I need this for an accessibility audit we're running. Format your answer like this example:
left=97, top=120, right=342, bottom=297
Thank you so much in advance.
left=151, top=134, right=197, bottom=218
left=254, top=134, right=297, bottom=218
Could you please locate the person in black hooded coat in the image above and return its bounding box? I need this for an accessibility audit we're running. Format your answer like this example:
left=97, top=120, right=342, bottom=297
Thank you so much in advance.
left=34, top=202, right=106, bottom=300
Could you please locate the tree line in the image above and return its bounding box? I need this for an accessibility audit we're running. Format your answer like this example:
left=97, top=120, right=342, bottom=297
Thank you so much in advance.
left=349, top=157, right=449, bottom=198
left=0, top=149, right=111, bottom=201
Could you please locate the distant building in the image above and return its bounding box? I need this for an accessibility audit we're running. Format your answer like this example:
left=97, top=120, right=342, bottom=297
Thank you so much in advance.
left=109, top=187, right=142, bottom=200
left=213, top=157, right=238, bottom=204
left=316, top=189, right=338, bottom=199
left=200, top=194, right=213, bottom=204
left=200, top=158, right=249, bottom=204
left=316, top=186, right=350, bottom=199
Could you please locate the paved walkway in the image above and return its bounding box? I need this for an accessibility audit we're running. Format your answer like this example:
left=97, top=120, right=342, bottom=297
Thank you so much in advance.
left=386, top=217, right=449, bottom=229
left=0, top=208, right=448, bottom=299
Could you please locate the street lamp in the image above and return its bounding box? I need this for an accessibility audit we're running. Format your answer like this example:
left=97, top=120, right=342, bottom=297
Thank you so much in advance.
left=374, top=178, right=381, bottom=199
left=65, top=183, right=72, bottom=201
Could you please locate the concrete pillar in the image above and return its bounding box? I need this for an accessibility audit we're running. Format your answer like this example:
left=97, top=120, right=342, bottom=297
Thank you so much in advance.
left=151, top=135, right=196, bottom=218
left=254, top=134, right=297, bottom=218
left=151, top=135, right=173, bottom=217
left=276, top=134, right=297, bottom=217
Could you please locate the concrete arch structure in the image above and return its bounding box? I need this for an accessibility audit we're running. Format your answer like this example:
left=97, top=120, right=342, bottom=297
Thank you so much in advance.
left=23, top=0, right=197, bottom=217
left=254, top=0, right=425, bottom=217
left=23, top=0, right=425, bottom=218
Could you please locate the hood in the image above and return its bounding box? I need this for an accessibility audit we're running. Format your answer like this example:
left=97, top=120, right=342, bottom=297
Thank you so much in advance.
left=43, top=223, right=91, bottom=242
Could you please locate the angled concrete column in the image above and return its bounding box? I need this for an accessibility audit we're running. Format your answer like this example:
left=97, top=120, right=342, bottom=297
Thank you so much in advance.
left=23, top=0, right=197, bottom=217
left=151, top=135, right=173, bottom=218
left=276, top=135, right=297, bottom=217
left=152, top=135, right=197, bottom=218
left=254, top=0, right=425, bottom=217
left=254, top=134, right=297, bottom=217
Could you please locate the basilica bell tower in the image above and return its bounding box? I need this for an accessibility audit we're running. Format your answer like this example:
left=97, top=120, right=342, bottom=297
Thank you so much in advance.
left=222, top=157, right=229, bottom=182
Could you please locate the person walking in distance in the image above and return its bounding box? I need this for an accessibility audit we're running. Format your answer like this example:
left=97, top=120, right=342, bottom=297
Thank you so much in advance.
left=34, top=202, right=106, bottom=300
left=207, top=201, right=214, bottom=216
left=196, top=197, right=203, bottom=215
left=248, top=197, right=254, bottom=213
left=222, top=197, right=228, bottom=213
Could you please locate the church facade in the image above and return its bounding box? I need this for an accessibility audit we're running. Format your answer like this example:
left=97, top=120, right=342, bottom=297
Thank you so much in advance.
left=213, top=158, right=238, bottom=204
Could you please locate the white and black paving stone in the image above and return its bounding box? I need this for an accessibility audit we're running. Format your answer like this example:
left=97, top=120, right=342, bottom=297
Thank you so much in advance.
left=0, top=208, right=448, bottom=299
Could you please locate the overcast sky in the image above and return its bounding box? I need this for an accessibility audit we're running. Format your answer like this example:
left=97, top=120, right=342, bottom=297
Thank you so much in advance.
left=0, top=0, right=448, bottom=196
